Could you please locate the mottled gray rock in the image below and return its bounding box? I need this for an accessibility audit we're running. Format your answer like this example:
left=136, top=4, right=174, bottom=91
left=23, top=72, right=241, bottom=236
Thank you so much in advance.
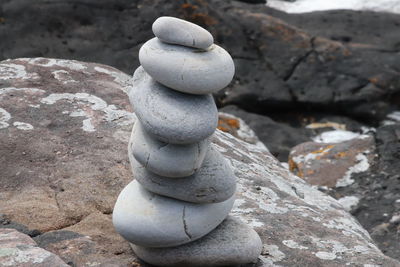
left=131, top=216, right=262, bottom=267
left=2, top=58, right=399, bottom=266
left=152, top=16, right=213, bottom=49
left=139, top=38, right=235, bottom=95
left=112, top=180, right=235, bottom=248
left=130, top=145, right=236, bottom=203
left=130, top=121, right=210, bottom=178
left=0, top=228, right=69, bottom=267
left=130, top=67, right=218, bottom=144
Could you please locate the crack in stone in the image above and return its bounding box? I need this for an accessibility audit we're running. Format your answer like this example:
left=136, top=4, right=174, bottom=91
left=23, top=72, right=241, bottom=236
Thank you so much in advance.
left=283, top=37, right=316, bottom=82
left=182, top=206, right=192, bottom=239
left=144, top=154, right=150, bottom=168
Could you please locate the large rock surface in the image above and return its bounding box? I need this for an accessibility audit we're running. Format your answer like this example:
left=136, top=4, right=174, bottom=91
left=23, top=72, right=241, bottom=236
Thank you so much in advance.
left=0, top=58, right=399, bottom=266
left=0, top=0, right=399, bottom=121
left=289, top=124, right=400, bottom=260
left=0, top=228, right=69, bottom=266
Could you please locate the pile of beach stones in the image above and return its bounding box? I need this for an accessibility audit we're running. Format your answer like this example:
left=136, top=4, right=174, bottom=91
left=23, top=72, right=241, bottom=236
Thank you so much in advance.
left=112, top=17, right=262, bottom=266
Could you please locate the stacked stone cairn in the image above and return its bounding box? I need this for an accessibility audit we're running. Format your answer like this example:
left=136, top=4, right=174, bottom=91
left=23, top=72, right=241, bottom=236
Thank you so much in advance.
left=113, top=17, right=262, bottom=266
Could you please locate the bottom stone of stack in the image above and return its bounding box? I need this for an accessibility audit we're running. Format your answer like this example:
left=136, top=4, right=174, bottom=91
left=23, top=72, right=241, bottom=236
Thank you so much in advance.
left=131, top=216, right=262, bottom=267
left=112, top=180, right=235, bottom=248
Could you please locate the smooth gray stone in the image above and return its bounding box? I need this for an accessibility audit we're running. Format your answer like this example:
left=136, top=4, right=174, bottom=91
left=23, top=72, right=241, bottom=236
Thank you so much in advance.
left=131, top=216, right=263, bottom=267
left=139, top=37, right=235, bottom=95
left=130, top=66, right=218, bottom=144
left=129, top=121, right=210, bottom=178
left=130, top=145, right=237, bottom=203
left=112, top=180, right=235, bottom=248
left=152, top=16, right=213, bottom=49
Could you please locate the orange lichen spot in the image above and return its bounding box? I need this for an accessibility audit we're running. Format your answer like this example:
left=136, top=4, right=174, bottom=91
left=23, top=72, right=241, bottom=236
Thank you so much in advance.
left=342, top=49, right=352, bottom=57
left=181, top=3, right=198, bottom=11
left=217, top=117, right=240, bottom=133
left=217, top=126, right=229, bottom=132
left=369, top=77, right=379, bottom=85
left=334, top=151, right=348, bottom=159
left=306, top=122, right=346, bottom=130
left=288, top=158, right=304, bottom=178
left=310, top=144, right=335, bottom=155
left=306, top=169, right=315, bottom=175
left=226, top=118, right=240, bottom=128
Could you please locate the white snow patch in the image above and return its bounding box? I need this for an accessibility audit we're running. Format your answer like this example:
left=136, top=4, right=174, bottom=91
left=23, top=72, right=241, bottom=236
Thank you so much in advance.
left=25, top=58, right=86, bottom=71
left=260, top=244, right=285, bottom=265
left=315, top=251, right=336, bottom=260
left=13, top=122, right=34, bottom=130
left=336, top=153, right=370, bottom=187
left=382, top=111, right=400, bottom=126
left=390, top=213, right=400, bottom=224
left=0, top=108, right=11, bottom=129
left=0, top=87, right=45, bottom=96
left=94, top=66, right=132, bottom=90
left=267, top=0, right=400, bottom=14
left=312, top=130, right=369, bottom=143
left=0, top=63, right=28, bottom=80
left=337, top=196, right=360, bottom=212
left=40, top=93, right=135, bottom=132
left=282, top=240, right=308, bottom=250
left=52, top=70, right=77, bottom=84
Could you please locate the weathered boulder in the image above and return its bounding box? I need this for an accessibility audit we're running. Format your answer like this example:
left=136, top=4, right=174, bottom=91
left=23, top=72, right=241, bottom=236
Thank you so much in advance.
left=1, top=0, right=399, bottom=120
left=0, top=228, right=69, bottom=266
left=0, top=58, right=399, bottom=266
left=288, top=135, right=375, bottom=187
left=288, top=125, right=400, bottom=260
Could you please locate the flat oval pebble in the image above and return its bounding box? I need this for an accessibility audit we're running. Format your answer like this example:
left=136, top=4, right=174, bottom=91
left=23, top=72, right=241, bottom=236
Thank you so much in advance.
left=153, top=16, right=213, bottom=49
left=130, top=67, right=218, bottom=144
left=130, top=145, right=236, bottom=203
left=139, top=37, right=235, bottom=95
left=131, top=216, right=263, bottom=267
left=112, top=180, right=235, bottom=248
left=130, top=121, right=210, bottom=177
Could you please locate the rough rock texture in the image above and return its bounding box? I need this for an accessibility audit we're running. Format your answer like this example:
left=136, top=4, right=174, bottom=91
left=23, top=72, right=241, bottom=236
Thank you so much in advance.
left=1, top=0, right=399, bottom=121
left=0, top=58, right=137, bottom=266
left=289, top=136, right=375, bottom=187
left=1, top=58, right=399, bottom=266
left=288, top=125, right=400, bottom=260
left=0, top=228, right=69, bottom=266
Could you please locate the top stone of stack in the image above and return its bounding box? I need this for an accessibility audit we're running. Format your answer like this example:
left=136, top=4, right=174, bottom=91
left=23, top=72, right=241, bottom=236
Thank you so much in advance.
left=152, top=16, right=214, bottom=49
left=139, top=16, right=235, bottom=95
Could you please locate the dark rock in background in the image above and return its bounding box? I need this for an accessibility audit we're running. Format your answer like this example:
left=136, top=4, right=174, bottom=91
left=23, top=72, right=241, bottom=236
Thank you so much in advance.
left=221, top=105, right=311, bottom=161
left=0, top=0, right=399, bottom=122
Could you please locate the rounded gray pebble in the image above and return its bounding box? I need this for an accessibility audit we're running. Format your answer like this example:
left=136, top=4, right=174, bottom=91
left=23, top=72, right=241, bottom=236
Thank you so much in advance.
left=129, top=66, right=218, bottom=144
left=112, top=180, right=235, bottom=248
left=139, top=37, right=235, bottom=95
left=130, top=144, right=237, bottom=203
left=131, top=216, right=263, bottom=267
left=152, top=16, right=213, bottom=49
left=129, top=121, right=211, bottom=178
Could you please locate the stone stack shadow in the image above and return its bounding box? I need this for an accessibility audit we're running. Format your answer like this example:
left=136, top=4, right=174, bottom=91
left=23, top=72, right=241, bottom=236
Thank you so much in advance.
left=113, top=17, right=262, bottom=266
